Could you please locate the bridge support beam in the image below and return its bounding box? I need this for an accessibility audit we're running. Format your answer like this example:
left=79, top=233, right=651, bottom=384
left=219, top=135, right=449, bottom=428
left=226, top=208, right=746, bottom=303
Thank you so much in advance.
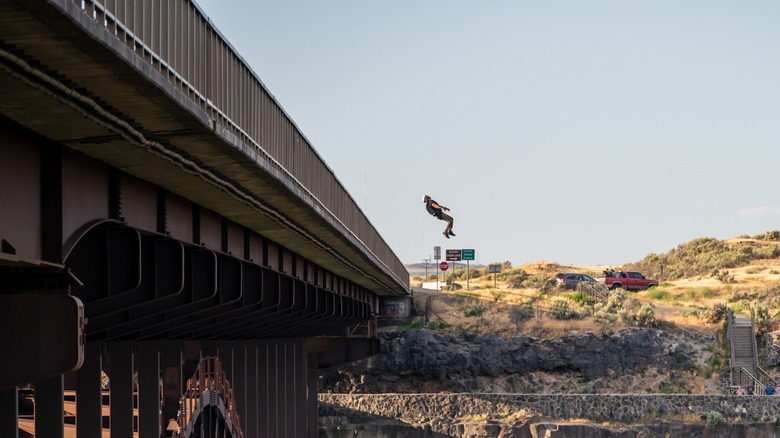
left=0, top=387, right=17, bottom=438
left=1, top=334, right=374, bottom=437
left=138, top=342, right=161, bottom=438
left=76, top=342, right=103, bottom=438
left=109, top=342, right=135, bottom=437
left=35, top=375, right=64, bottom=438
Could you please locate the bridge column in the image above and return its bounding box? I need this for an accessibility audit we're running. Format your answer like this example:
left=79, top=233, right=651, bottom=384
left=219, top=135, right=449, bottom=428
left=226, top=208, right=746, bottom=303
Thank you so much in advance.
left=306, top=352, right=318, bottom=438
left=259, top=341, right=271, bottom=438
left=246, top=341, right=259, bottom=438
left=291, top=339, right=306, bottom=438
left=35, top=375, right=64, bottom=438
left=137, top=342, right=161, bottom=438
left=76, top=342, right=103, bottom=438
left=109, top=342, right=134, bottom=438
left=232, top=341, right=247, bottom=438
left=160, top=342, right=182, bottom=433
left=0, top=387, right=17, bottom=438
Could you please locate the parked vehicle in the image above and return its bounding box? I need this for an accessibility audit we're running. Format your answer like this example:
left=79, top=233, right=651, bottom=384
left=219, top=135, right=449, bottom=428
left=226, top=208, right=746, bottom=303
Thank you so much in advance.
left=603, top=270, right=657, bottom=291
left=555, top=272, right=599, bottom=290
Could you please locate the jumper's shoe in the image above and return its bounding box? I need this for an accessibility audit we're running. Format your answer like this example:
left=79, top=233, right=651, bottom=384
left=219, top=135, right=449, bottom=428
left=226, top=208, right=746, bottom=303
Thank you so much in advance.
left=443, top=231, right=450, bottom=239
left=448, top=231, right=456, bottom=236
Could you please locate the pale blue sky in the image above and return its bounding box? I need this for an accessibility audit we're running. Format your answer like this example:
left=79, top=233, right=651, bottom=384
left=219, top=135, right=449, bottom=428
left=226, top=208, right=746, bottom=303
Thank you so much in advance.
left=195, top=1, right=780, bottom=267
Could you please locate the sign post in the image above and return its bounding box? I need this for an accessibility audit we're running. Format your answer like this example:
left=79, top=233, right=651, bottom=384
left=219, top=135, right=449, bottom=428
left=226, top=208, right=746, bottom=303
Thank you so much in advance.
left=488, top=263, right=501, bottom=288
left=434, top=246, right=441, bottom=291
left=446, top=249, right=461, bottom=290
left=462, top=249, right=475, bottom=290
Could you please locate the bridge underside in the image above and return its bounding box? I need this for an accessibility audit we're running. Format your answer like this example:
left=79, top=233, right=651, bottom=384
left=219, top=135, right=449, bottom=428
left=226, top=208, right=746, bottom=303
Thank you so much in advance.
left=0, top=0, right=409, bottom=436
left=0, top=117, right=381, bottom=437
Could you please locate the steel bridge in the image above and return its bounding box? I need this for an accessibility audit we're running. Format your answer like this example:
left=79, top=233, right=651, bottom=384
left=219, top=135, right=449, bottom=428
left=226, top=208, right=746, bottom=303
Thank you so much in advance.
left=0, top=0, right=409, bottom=437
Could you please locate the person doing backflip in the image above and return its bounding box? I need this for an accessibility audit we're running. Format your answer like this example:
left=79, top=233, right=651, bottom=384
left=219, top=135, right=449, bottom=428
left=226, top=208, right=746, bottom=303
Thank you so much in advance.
left=423, top=195, right=455, bottom=239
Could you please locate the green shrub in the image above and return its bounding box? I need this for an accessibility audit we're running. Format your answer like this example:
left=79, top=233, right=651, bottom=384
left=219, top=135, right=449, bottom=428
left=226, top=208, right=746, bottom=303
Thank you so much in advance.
left=756, top=305, right=771, bottom=336
left=754, top=230, right=780, bottom=241
left=567, top=291, right=591, bottom=305
left=593, top=302, right=618, bottom=325
left=647, top=288, right=672, bottom=301
left=464, top=305, right=486, bottom=318
left=706, top=411, right=723, bottom=428
left=623, top=234, right=780, bottom=280
left=575, top=382, right=595, bottom=394
left=397, top=318, right=424, bottom=330
left=428, top=321, right=448, bottom=330
left=549, top=299, right=580, bottom=320
left=621, top=303, right=657, bottom=327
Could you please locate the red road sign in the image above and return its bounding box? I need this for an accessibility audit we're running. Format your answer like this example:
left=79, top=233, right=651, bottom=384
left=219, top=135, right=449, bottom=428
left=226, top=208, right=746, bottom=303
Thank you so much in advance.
left=439, top=261, right=449, bottom=271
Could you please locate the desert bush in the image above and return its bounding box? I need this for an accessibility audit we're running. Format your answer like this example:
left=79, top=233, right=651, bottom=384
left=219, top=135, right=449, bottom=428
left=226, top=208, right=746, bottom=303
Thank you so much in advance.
left=490, top=290, right=506, bottom=302
left=549, top=299, right=580, bottom=320
left=712, top=269, right=735, bottom=283
left=625, top=234, right=780, bottom=280
left=592, top=289, right=624, bottom=325
left=593, top=302, right=618, bottom=325
left=754, top=230, right=780, bottom=241
left=575, top=381, right=595, bottom=394
left=522, top=274, right=557, bottom=292
left=508, top=302, right=535, bottom=329
left=501, top=268, right=529, bottom=287
left=727, top=290, right=766, bottom=303
left=428, top=321, right=448, bottom=330
left=464, top=305, right=486, bottom=318
left=606, top=289, right=626, bottom=310
left=756, top=305, right=771, bottom=337
left=567, top=291, right=591, bottom=305
left=621, top=302, right=656, bottom=327
left=706, top=411, right=723, bottom=428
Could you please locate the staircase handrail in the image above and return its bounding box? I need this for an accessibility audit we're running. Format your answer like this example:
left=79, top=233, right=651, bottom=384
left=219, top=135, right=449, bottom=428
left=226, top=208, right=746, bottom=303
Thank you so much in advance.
left=732, top=366, right=767, bottom=395
left=756, top=367, right=779, bottom=389
left=727, top=308, right=736, bottom=372
left=577, top=282, right=609, bottom=303
left=750, top=307, right=760, bottom=371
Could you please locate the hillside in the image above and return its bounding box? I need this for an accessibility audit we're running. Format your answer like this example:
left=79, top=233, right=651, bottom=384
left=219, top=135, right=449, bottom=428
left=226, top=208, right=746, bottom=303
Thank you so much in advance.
left=345, top=233, right=780, bottom=396
left=404, top=234, right=780, bottom=337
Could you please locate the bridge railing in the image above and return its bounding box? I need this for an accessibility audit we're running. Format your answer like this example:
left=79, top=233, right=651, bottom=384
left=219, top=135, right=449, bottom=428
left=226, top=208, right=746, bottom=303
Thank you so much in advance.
left=68, top=0, right=407, bottom=289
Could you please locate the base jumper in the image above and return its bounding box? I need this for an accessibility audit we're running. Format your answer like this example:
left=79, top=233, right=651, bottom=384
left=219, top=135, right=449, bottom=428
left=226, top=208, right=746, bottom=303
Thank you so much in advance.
left=423, top=195, right=455, bottom=239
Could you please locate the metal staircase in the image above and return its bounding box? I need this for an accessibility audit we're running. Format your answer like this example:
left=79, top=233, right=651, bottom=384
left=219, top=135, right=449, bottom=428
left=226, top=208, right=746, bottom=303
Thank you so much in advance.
left=728, top=308, right=779, bottom=395
left=577, top=281, right=610, bottom=303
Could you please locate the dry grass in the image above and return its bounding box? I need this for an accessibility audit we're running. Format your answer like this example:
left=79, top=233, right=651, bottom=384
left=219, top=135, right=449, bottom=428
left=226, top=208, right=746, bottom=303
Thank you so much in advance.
left=412, top=256, right=780, bottom=336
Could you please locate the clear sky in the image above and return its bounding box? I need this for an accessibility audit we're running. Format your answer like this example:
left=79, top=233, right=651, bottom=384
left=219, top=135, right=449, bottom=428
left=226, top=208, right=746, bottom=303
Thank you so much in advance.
left=194, top=1, right=780, bottom=267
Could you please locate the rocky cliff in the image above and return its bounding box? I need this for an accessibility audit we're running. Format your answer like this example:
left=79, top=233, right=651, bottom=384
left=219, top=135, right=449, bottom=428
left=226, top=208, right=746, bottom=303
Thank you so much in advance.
left=319, top=327, right=717, bottom=394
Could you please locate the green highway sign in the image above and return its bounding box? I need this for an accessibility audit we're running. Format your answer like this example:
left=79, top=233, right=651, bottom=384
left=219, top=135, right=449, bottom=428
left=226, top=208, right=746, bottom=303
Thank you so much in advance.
left=462, top=249, right=475, bottom=261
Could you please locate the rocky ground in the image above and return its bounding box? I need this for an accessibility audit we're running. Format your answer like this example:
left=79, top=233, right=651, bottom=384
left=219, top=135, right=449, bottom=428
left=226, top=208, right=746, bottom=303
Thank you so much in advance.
left=320, top=325, right=724, bottom=396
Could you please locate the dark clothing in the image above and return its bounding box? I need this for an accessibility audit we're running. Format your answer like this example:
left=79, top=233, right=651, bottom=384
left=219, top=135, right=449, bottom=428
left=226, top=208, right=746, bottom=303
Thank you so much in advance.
left=425, top=199, right=442, bottom=218
left=424, top=198, right=454, bottom=235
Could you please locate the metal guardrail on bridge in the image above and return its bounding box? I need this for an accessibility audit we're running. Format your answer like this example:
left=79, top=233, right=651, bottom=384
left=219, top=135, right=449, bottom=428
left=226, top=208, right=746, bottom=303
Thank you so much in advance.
left=68, top=0, right=407, bottom=288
